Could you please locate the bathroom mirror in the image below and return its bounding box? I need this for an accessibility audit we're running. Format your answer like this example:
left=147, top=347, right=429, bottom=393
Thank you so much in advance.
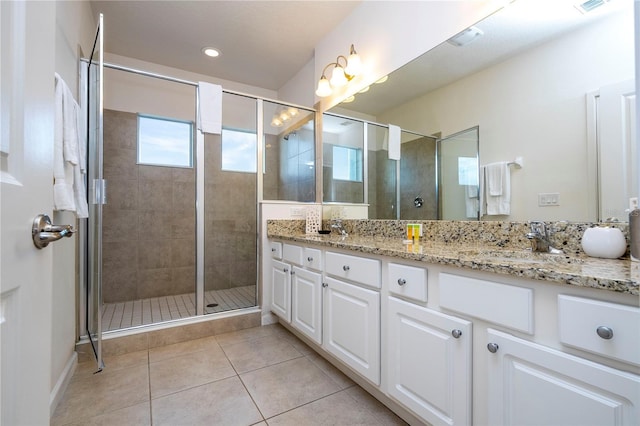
left=331, top=0, right=635, bottom=222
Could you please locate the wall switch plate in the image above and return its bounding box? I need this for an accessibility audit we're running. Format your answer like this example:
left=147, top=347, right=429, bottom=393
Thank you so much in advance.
left=290, top=207, right=305, bottom=217
left=538, top=193, right=560, bottom=206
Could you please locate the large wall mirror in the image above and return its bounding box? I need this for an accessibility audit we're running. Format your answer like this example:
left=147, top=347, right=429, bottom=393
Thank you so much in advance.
left=331, top=0, right=635, bottom=222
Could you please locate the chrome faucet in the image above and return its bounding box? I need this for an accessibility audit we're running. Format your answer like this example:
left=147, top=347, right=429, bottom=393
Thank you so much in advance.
left=526, top=221, right=560, bottom=253
left=331, top=219, right=348, bottom=237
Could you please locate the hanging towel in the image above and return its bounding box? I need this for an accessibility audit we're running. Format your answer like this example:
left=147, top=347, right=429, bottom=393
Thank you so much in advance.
left=54, top=73, right=89, bottom=218
left=465, top=185, right=479, bottom=218
left=388, top=124, right=401, bottom=160
left=483, top=162, right=511, bottom=215
left=197, top=82, right=222, bottom=134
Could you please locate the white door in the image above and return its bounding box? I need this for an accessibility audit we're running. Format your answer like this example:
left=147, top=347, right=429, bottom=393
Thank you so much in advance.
left=487, top=328, right=640, bottom=426
left=1, top=2, right=56, bottom=424
left=291, top=266, right=322, bottom=344
left=323, top=276, right=380, bottom=385
left=271, top=259, right=291, bottom=322
left=387, top=297, right=472, bottom=425
left=598, top=80, right=636, bottom=220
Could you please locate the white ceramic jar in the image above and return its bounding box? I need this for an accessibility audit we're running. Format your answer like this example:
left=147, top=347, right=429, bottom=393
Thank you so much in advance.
left=581, top=227, right=627, bottom=259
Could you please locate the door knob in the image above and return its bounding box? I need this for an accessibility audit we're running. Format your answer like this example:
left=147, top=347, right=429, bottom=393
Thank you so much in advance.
left=32, top=214, right=75, bottom=249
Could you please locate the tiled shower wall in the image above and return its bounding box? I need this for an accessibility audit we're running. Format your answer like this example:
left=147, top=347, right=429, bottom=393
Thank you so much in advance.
left=400, top=136, right=437, bottom=220
left=102, top=109, right=196, bottom=304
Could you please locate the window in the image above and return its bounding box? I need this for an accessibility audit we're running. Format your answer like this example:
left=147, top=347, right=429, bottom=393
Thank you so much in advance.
left=458, top=156, right=479, bottom=186
left=137, top=115, right=193, bottom=168
left=221, top=128, right=257, bottom=173
left=332, top=145, right=363, bottom=182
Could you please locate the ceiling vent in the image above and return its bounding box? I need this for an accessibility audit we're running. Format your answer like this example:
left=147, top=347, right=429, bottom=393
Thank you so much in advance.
left=574, top=0, right=609, bottom=14
left=447, top=26, right=484, bottom=47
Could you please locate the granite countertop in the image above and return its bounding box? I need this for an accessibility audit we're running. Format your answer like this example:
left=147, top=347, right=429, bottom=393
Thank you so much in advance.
left=268, top=230, right=639, bottom=296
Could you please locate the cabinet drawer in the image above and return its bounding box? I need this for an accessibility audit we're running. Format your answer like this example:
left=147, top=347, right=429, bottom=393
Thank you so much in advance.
left=282, top=243, right=303, bottom=265
left=270, top=241, right=282, bottom=259
left=325, top=252, right=381, bottom=288
left=439, top=273, right=533, bottom=334
left=303, top=247, right=323, bottom=271
left=388, top=263, right=428, bottom=302
left=558, top=295, right=640, bottom=366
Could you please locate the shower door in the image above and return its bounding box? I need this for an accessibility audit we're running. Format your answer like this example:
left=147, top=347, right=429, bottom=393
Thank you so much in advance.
left=85, top=13, right=104, bottom=370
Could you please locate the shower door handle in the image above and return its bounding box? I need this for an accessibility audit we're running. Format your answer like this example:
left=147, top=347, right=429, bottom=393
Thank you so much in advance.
left=32, top=214, right=75, bottom=249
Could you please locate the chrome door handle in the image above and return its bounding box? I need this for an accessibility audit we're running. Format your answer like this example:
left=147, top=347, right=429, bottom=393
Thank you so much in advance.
left=32, top=214, right=75, bottom=249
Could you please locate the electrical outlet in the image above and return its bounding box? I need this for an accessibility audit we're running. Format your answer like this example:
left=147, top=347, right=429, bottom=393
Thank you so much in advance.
left=538, top=193, right=560, bottom=206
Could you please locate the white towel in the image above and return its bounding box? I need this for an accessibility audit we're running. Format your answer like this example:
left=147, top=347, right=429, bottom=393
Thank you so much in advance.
left=465, top=185, right=479, bottom=218
left=54, top=73, right=89, bottom=218
left=482, top=162, right=510, bottom=215
left=388, top=124, right=401, bottom=160
left=197, top=82, right=222, bottom=134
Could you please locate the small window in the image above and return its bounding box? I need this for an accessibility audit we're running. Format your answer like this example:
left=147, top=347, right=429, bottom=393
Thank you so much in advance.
left=333, top=145, right=362, bottom=182
left=221, top=128, right=257, bottom=173
left=458, top=156, right=479, bottom=186
left=137, top=115, right=193, bottom=168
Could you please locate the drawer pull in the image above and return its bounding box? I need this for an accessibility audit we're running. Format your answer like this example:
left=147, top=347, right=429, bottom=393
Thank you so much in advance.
left=397, top=278, right=407, bottom=286
left=451, top=329, right=462, bottom=339
left=343, top=265, right=350, bottom=271
left=307, top=256, right=313, bottom=262
left=596, top=326, right=614, bottom=340
left=487, top=343, right=499, bottom=353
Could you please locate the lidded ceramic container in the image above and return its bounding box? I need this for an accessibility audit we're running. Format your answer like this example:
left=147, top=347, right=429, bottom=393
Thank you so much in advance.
left=581, top=226, right=627, bottom=259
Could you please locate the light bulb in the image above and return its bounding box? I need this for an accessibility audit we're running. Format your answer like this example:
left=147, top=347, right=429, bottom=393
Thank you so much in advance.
left=358, top=86, right=370, bottom=94
left=271, top=117, right=283, bottom=127
left=280, top=111, right=290, bottom=121
left=287, top=107, right=299, bottom=117
left=344, top=53, right=362, bottom=77
left=375, top=75, right=388, bottom=84
left=342, top=95, right=355, bottom=103
left=330, top=65, right=348, bottom=87
left=315, top=76, right=332, bottom=97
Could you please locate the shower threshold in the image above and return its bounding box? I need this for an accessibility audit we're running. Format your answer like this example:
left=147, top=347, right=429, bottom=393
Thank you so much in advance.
left=101, top=285, right=256, bottom=331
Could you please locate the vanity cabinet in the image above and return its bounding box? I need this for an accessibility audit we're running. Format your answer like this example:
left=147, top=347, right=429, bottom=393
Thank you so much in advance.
left=291, top=266, right=322, bottom=344
left=486, top=328, right=640, bottom=426
left=387, top=297, right=472, bottom=425
left=271, top=259, right=291, bottom=322
left=323, top=275, right=380, bottom=385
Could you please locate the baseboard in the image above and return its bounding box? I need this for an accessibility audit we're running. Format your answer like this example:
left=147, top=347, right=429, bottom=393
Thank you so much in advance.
left=261, top=312, right=279, bottom=325
left=50, top=351, right=77, bottom=417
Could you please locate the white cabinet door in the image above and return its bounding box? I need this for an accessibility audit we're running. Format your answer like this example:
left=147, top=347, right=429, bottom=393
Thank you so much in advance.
left=388, top=297, right=472, bottom=426
left=487, top=328, right=640, bottom=426
left=291, top=266, right=322, bottom=344
left=271, top=260, right=291, bottom=322
left=323, top=276, right=380, bottom=385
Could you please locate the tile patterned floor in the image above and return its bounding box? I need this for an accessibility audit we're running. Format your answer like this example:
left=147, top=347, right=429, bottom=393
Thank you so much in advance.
left=102, top=286, right=257, bottom=331
left=52, top=323, right=407, bottom=426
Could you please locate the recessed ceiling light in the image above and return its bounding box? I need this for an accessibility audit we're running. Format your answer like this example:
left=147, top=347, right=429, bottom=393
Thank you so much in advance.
left=202, top=47, right=221, bottom=58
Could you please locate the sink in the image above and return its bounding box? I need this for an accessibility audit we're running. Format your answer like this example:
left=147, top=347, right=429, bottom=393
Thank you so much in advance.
left=458, top=249, right=584, bottom=265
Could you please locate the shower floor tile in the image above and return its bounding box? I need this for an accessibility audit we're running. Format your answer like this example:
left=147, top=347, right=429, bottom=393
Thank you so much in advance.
left=102, top=285, right=256, bottom=331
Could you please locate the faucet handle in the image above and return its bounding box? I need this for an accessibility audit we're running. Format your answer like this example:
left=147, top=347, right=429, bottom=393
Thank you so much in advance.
left=530, top=221, right=548, bottom=236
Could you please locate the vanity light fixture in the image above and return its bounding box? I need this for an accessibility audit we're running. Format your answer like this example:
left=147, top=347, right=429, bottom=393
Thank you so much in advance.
left=374, top=75, right=388, bottom=84
left=270, top=106, right=299, bottom=128
left=315, top=44, right=362, bottom=97
left=342, top=95, right=355, bottom=103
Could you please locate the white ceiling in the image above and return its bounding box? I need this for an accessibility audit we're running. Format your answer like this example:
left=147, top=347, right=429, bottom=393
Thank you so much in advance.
left=90, top=0, right=361, bottom=91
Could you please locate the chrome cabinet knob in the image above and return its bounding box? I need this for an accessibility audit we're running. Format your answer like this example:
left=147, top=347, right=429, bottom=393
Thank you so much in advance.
left=283, top=267, right=289, bottom=273
left=322, top=283, right=328, bottom=288
left=487, top=343, right=499, bottom=353
left=290, top=270, right=295, bottom=275
left=271, top=248, right=276, bottom=252
left=343, top=265, right=350, bottom=271
left=596, top=326, right=614, bottom=340
left=397, top=278, right=407, bottom=286
left=307, top=256, right=313, bottom=262
left=451, top=329, right=462, bottom=339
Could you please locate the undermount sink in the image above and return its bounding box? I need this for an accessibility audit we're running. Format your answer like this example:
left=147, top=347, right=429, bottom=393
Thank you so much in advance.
left=458, top=249, right=584, bottom=265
